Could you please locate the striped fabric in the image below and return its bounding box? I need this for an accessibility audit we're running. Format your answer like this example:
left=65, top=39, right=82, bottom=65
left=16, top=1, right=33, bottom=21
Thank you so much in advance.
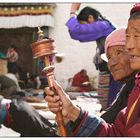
left=97, top=71, right=110, bottom=110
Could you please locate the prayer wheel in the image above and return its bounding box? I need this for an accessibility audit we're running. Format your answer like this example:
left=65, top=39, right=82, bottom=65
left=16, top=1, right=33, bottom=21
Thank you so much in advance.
left=31, top=27, right=67, bottom=137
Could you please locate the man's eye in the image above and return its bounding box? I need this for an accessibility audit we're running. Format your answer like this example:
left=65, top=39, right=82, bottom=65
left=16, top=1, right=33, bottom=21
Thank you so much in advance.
left=117, top=49, right=124, bottom=55
left=117, top=51, right=121, bottom=55
left=107, top=56, right=111, bottom=60
left=134, top=35, right=140, bottom=38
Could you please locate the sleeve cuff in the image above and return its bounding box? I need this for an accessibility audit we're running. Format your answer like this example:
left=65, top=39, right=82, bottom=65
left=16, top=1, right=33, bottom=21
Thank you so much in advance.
left=73, top=112, right=103, bottom=136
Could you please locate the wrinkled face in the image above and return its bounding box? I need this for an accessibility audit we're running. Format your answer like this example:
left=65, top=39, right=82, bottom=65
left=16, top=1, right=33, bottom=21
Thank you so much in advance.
left=107, top=45, right=133, bottom=81
left=126, top=19, right=140, bottom=71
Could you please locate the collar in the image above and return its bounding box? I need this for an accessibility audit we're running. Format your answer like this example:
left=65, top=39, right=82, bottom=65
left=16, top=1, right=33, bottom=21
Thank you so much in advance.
left=135, top=72, right=140, bottom=86
left=135, top=72, right=140, bottom=79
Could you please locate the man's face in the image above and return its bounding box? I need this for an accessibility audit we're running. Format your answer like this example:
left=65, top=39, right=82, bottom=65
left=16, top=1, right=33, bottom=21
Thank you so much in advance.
left=126, top=19, right=140, bottom=71
left=107, top=45, right=133, bottom=81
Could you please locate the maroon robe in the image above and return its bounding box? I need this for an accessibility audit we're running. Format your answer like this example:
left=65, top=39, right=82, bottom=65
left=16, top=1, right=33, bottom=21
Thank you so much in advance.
left=97, top=72, right=140, bottom=136
left=72, top=71, right=91, bottom=92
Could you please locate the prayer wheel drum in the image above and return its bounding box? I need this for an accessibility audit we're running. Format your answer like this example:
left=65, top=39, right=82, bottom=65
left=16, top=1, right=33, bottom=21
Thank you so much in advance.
left=31, top=38, right=57, bottom=59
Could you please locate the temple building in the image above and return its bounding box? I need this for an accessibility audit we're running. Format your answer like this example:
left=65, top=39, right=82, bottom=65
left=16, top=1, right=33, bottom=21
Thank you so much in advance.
left=0, top=3, right=56, bottom=75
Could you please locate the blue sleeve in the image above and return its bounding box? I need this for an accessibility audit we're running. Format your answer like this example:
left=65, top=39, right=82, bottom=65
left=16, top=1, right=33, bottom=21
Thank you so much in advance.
left=75, top=113, right=103, bottom=137
left=66, top=17, right=114, bottom=42
left=73, top=112, right=103, bottom=136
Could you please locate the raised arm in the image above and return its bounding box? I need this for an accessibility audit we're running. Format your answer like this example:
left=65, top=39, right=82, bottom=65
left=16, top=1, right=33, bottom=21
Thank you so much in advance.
left=66, top=4, right=114, bottom=42
left=70, top=3, right=81, bottom=16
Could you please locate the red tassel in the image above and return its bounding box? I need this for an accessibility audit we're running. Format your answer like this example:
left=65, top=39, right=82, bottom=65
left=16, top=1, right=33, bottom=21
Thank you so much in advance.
left=6, top=103, right=12, bottom=126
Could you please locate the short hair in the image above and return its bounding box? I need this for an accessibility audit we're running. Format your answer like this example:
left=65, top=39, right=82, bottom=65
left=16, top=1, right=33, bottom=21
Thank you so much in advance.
left=80, top=69, right=87, bottom=73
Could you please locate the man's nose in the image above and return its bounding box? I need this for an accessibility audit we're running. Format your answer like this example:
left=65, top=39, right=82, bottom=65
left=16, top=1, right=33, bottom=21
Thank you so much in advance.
left=108, top=56, right=118, bottom=69
left=126, top=36, right=135, bottom=50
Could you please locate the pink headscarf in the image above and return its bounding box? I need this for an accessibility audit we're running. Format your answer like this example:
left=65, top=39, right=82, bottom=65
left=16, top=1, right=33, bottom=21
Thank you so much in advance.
left=101, top=28, right=126, bottom=62
left=104, top=28, right=126, bottom=53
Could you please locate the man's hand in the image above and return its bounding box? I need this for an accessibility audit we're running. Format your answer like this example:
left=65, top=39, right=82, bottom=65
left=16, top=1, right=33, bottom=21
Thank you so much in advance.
left=70, top=3, right=81, bottom=12
left=70, top=3, right=81, bottom=17
left=44, top=80, right=80, bottom=123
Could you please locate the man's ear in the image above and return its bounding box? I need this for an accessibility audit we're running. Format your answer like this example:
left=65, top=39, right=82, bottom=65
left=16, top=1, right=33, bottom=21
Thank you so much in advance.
left=88, top=15, right=95, bottom=23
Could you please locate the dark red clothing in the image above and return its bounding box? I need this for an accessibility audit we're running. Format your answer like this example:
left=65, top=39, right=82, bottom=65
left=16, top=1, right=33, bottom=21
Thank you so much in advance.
left=72, top=71, right=91, bottom=92
left=71, top=72, right=140, bottom=136
left=97, top=72, right=140, bottom=136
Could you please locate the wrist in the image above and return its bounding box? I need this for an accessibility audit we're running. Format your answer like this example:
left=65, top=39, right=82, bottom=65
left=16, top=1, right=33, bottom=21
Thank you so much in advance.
left=70, top=11, right=78, bottom=17
left=68, top=105, right=80, bottom=122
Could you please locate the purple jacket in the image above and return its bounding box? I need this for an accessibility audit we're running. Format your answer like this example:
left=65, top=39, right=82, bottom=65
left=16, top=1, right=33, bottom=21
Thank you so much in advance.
left=66, top=17, right=115, bottom=42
